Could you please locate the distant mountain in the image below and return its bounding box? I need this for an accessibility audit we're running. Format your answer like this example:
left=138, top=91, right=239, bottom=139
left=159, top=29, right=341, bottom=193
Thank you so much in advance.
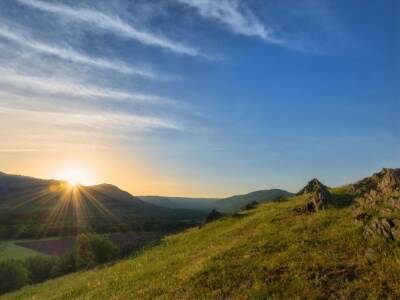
left=140, top=189, right=293, bottom=213
left=0, top=172, right=206, bottom=239
left=215, top=189, right=293, bottom=213
left=138, top=196, right=217, bottom=211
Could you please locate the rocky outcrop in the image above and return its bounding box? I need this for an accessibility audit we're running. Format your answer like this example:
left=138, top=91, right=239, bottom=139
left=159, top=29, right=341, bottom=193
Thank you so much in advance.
left=352, top=169, right=400, bottom=241
left=350, top=168, right=400, bottom=196
left=363, top=218, right=400, bottom=241
left=378, top=168, right=400, bottom=194
left=350, top=169, right=400, bottom=224
left=295, top=179, right=332, bottom=213
left=306, top=186, right=332, bottom=212
left=297, top=178, right=328, bottom=195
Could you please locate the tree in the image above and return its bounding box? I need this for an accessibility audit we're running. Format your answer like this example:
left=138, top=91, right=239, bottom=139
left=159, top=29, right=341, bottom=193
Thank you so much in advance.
left=204, top=210, right=223, bottom=224
left=0, top=260, right=29, bottom=294
left=72, top=234, right=118, bottom=270
left=24, top=256, right=55, bottom=284
left=49, top=252, right=74, bottom=278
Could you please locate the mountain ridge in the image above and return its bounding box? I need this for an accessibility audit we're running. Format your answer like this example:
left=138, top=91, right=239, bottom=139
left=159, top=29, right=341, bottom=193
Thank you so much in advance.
left=0, top=172, right=206, bottom=238
left=140, top=189, right=293, bottom=213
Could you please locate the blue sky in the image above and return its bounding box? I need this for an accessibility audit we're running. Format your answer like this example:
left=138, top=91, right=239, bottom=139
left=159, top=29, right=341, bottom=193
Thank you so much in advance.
left=0, top=0, right=398, bottom=196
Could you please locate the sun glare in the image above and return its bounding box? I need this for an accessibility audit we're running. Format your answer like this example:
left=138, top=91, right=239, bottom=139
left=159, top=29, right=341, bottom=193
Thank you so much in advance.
left=55, top=165, right=93, bottom=187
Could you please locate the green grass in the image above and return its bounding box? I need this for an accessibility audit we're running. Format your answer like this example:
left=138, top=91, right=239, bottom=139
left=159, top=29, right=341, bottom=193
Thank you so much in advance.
left=0, top=241, right=46, bottom=262
left=3, top=191, right=400, bottom=299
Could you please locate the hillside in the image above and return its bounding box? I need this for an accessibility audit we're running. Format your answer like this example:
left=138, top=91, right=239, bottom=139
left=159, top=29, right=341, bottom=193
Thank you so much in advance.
left=5, top=169, right=400, bottom=299
left=140, top=189, right=292, bottom=213
left=138, top=196, right=217, bottom=211
left=214, top=189, right=293, bottom=213
left=0, top=172, right=206, bottom=239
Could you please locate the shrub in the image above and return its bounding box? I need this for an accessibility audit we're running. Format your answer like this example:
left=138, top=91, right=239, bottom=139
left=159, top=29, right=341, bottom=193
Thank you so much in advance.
left=204, top=210, right=223, bottom=224
left=0, top=260, right=29, bottom=294
left=24, top=256, right=56, bottom=284
left=243, top=201, right=259, bottom=210
left=72, top=234, right=118, bottom=270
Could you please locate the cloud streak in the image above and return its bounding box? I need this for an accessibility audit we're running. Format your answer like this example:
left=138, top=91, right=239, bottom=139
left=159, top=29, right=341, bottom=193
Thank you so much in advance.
left=0, top=68, right=177, bottom=105
left=0, top=24, right=157, bottom=78
left=17, top=0, right=200, bottom=56
left=0, top=106, right=182, bottom=131
left=176, top=0, right=282, bottom=44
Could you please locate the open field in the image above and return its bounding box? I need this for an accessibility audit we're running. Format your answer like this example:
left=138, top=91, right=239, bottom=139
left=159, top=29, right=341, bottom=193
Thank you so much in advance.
left=15, top=237, right=75, bottom=256
left=0, top=241, right=47, bottom=262
left=0, top=231, right=162, bottom=262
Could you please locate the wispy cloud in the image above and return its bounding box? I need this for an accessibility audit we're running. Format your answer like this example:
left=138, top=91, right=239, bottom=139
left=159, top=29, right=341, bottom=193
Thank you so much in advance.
left=176, top=0, right=282, bottom=44
left=0, top=68, right=178, bottom=105
left=0, top=24, right=157, bottom=78
left=0, top=106, right=183, bottom=131
left=17, top=0, right=200, bottom=56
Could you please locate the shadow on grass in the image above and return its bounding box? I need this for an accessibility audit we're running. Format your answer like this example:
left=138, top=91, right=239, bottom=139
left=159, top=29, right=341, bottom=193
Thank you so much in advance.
left=330, top=192, right=355, bottom=208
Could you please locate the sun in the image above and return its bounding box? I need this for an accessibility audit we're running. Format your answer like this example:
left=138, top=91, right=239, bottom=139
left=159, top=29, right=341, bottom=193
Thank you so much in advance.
left=67, top=178, right=79, bottom=187
left=55, top=165, right=93, bottom=187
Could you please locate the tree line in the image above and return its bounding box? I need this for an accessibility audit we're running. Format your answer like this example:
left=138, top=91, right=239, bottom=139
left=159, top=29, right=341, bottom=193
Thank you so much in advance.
left=0, top=234, right=118, bottom=295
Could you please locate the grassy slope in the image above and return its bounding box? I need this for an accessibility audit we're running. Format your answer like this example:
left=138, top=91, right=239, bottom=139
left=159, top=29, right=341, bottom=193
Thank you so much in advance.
left=0, top=241, right=46, bottom=262
left=4, top=189, right=400, bottom=299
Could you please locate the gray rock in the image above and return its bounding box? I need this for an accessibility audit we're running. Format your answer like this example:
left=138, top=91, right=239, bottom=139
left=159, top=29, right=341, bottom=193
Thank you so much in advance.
left=378, top=169, right=400, bottom=194
left=351, top=168, right=400, bottom=196
left=384, top=198, right=400, bottom=210
left=297, top=178, right=329, bottom=195
left=365, top=248, right=377, bottom=263
left=391, top=218, right=400, bottom=241
left=363, top=218, right=392, bottom=239
left=306, top=187, right=333, bottom=212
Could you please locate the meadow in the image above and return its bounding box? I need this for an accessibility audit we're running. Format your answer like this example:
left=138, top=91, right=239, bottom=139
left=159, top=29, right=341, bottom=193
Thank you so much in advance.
left=5, top=189, right=400, bottom=299
left=0, top=241, right=46, bottom=262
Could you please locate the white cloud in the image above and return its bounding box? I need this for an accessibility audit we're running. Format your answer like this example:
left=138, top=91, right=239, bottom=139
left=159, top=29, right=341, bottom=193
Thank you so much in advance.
left=0, top=106, right=182, bottom=131
left=176, top=0, right=282, bottom=44
left=17, top=0, right=200, bottom=56
left=0, top=24, right=157, bottom=78
left=0, top=68, right=177, bottom=105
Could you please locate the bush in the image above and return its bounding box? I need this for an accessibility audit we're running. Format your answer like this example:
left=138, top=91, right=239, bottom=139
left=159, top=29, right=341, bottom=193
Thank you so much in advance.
left=72, top=234, right=118, bottom=270
left=50, top=252, right=74, bottom=277
left=243, top=201, right=259, bottom=210
left=24, top=256, right=56, bottom=284
left=0, top=260, right=29, bottom=294
left=204, top=210, right=223, bottom=224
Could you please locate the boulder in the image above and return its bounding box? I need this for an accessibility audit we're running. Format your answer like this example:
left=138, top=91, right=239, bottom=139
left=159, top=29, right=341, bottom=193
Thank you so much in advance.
left=363, top=218, right=392, bottom=239
left=304, top=186, right=333, bottom=212
left=363, top=218, right=400, bottom=241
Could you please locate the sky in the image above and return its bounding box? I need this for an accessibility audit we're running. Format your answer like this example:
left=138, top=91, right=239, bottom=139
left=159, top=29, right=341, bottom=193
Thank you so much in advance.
left=0, top=0, right=398, bottom=197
